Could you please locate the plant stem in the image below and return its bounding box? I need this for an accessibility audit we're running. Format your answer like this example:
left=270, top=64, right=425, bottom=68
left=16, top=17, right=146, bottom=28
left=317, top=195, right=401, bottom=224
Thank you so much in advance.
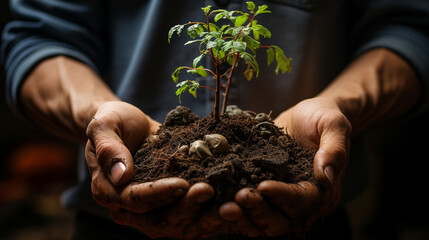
left=214, top=63, right=221, bottom=122
left=221, top=52, right=240, bottom=115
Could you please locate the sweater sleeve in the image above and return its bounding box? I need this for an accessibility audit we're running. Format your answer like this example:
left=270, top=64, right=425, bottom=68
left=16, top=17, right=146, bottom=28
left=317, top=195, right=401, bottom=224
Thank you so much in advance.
left=352, top=0, right=429, bottom=116
left=1, top=0, right=106, bottom=113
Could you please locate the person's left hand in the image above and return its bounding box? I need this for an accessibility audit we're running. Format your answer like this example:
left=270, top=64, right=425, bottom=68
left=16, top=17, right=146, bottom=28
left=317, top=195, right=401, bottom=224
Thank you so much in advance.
left=219, top=97, right=351, bottom=237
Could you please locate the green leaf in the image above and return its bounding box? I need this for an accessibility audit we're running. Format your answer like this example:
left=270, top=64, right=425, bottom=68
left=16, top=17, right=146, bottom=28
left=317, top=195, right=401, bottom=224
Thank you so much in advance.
left=187, top=24, right=203, bottom=39
left=251, top=20, right=259, bottom=40
left=208, top=31, right=221, bottom=39
left=244, top=63, right=254, bottom=81
left=202, top=5, right=212, bottom=15
left=175, top=81, right=188, bottom=103
left=235, top=15, right=248, bottom=27
left=222, top=41, right=234, bottom=52
left=227, top=53, right=236, bottom=66
left=271, top=45, right=292, bottom=74
left=206, top=39, right=225, bottom=50
left=216, top=50, right=225, bottom=60
left=171, top=66, right=186, bottom=83
left=193, top=54, right=205, bottom=68
left=208, top=23, right=219, bottom=32
left=246, top=1, right=256, bottom=13
left=175, top=80, right=200, bottom=103
left=184, top=39, right=202, bottom=46
left=188, top=81, right=200, bottom=98
left=168, top=24, right=185, bottom=43
left=266, top=48, right=275, bottom=66
left=240, top=52, right=259, bottom=78
left=214, top=11, right=228, bottom=22
left=206, top=41, right=218, bottom=50
left=187, top=66, right=207, bottom=78
left=251, top=24, right=271, bottom=38
left=255, top=5, right=271, bottom=15
left=243, top=35, right=260, bottom=53
left=232, top=26, right=244, bottom=37
left=233, top=41, right=247, bottom=52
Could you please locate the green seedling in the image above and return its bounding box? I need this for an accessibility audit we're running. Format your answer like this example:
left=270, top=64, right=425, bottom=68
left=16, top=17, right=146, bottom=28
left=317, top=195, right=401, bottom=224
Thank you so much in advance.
left=169, top=1, right=291, bottom=122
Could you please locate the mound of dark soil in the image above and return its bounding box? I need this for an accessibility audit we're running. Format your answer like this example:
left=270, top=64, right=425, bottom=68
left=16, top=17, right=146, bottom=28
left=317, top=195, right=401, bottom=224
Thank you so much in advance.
left=132, top=106, right=316, bottom=203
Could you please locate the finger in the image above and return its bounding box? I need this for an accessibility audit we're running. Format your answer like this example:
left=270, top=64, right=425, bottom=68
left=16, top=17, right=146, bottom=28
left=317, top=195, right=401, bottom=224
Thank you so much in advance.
left=111, top=183, right=216, bottom=239
left=182, top=203, right=225, bottom=239
left=257, top=181, right=319, bottom=218
left=219, top=201, right=263, bottom=237
left=314, top=114, right=350, bottom=188
left=235, top=188, right=290, bottom=237
left=110, top=208, right=170, bottom=239
left=86, top=139, right=123, bottom=207
left=163, top=182, right=214, bottom=225
left=118, top=177, right=190, bottom=213
left=86, top=116, right=134, bottom=186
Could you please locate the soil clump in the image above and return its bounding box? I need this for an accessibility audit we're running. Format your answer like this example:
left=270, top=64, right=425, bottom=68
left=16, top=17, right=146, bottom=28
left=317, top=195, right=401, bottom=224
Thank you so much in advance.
left=133, top=106, right=317, bottom=203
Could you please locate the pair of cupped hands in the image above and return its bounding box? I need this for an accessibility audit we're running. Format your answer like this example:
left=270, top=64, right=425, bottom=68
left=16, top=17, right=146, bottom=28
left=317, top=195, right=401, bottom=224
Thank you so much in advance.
left=85, top=97, right=351, bottom=239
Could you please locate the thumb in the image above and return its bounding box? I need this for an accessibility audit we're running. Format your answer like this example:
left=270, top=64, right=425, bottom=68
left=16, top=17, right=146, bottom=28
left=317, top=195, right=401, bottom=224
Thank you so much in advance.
left=86, top=116, right=134, bottom=186
left=313, top=115, right=351, bottom=188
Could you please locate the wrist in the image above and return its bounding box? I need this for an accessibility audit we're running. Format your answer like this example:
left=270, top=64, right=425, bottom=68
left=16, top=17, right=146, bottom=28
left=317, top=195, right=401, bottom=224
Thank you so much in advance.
left=20, top=56, right=119, bottom=142
left=318, top=48, right=420, bottom=135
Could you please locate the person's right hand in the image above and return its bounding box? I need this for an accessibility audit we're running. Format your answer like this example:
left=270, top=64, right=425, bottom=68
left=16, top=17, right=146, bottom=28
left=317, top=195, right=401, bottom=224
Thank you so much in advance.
left=85, top=101, right=223, bottom=239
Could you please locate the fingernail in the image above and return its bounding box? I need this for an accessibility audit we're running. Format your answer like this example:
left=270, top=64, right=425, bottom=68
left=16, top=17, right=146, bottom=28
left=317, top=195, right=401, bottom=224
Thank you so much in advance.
left=324, top=165, right=335, bottom=185
left=111, top=161, right=126, bottom=184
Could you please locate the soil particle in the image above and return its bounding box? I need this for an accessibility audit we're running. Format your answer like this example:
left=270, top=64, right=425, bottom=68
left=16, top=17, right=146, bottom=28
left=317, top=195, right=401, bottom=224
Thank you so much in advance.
left=133, top=106, right=317, bottom=203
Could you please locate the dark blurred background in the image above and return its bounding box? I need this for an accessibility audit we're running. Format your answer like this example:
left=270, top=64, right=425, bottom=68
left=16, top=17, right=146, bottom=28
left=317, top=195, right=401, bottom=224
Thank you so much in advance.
left=1, top=1, right=428, bottom=240
left=1, top=1, right=77, bottom=239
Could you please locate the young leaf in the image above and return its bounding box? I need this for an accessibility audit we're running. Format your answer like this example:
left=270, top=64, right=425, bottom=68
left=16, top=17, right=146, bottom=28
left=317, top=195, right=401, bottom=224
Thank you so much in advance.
left=175, top=80, right=200, bottom=103
left=246, top=1, right=256, bottom=13
left=222, top=41, right=234, bottom=52
left=233, top=41, right=247, bottom=52
left=187, top=66, right=208, bottom=78
left=193, top=54, right=205, bottom=68
left=266, top=47, right=275, bottom=66
left=251, top=20, right=260, bottom=40
left=271, top=45, right=292, bottom=74
left=172, top=66, right=186, bottom=83
left=175, top=81, right=188, bottom=103
left=184, top=39, right=202, bottom=46
left=241, top=52, right=259, bottom=78
left=255, top=5, right=271, bottom=15
left=232, top=26, right=244, bottom=38
left=214, top=11, right=228, bottom=22
left=202, top=5, right=212, bottom=15
left=251, top=24, right=271, bottom=38
left=235, top=15, right=248, bottom=27
left=188, top=81, right=200, bottom=98
left=168, top=24, right=185, bottom=43
left=243, top=35, right=260, bottom=53
left=227, top=53, right=236, bottom=66
left=187, top=24, right=203, bottom=39
left=244, top=63, right=254, bottom=81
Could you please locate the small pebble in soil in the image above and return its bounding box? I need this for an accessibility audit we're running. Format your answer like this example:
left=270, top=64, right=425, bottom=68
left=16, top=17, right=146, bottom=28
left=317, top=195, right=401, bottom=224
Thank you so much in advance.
left=189, top=140, right=212, bottom=159
left=203, top=134, right=230, bottom=155
left=254, top=113, right=271, bottom=122
left=225, top=105, right=243, bottom=116
left=178, top=145, right=189, bottom=154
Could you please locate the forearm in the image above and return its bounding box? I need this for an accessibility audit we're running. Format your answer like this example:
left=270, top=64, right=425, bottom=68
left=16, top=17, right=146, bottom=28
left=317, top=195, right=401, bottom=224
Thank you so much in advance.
left=318, top=48, right=421, bottom=135
left=20, top=56, right=119, bottom=143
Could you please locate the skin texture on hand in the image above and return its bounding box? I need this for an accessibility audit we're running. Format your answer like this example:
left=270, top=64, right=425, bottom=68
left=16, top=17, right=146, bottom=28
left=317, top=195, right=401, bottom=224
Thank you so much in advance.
left=222, top=97, right=351, bottom=237
left=19, top=48, right=421, bottom=238
left=85, top=101, right=227, bottom=239
left=219, top=48, right=421, bottom=237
